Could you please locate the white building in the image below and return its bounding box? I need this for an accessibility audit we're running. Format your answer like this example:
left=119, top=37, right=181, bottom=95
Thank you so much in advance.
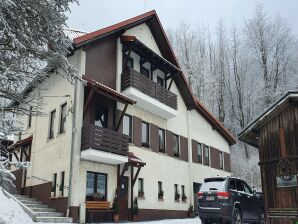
left=10, top=11, right=236, bottom=223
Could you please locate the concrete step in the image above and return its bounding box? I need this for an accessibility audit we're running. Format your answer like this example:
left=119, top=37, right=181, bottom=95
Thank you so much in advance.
left=31, top=207, right=56, bottom=212
left=34, top=212, right=64, bottom=217
left=35, top=217, right=73, bottom=223
left=18, top=198, right=38, bottom=202
left=22, top=200, right=43, bottom=205
left=25, top=203, right=49, bottom=208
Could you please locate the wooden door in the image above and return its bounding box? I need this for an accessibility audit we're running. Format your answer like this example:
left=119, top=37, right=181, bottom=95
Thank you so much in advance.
left=119, top=176, right=129, bottom=221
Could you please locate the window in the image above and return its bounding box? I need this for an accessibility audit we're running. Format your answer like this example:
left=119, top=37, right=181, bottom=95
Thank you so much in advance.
left=95, top=105, right=108, bottom=128
left=138, top=178, right=144, bottom=197
left=197, top=143, right=202, bottom=163
left=229, top=179, right=237, bottom=191
left=158, top=181, right=163, bottom=199
left=181, top=185, right=187, bottom=201
left=59, top=171, right=65, bottom=196
left=173, top=134, right=180, bottom=157
left=243, top=181, right=253, bottom=194
left=158, top=129, right=165, bottom=153
left=60, top=103, right=67, bottom=133
left=157, top=76, right=164, bottom=87
left=219, top=151, right=224, bottom=169
left=140, top=66, right=150, bottom=78
left=141, top=122, right=149, bottom=148
left=28, top=106, right=32, bottom=128
left=49, top=110, right=56, bottom=139
left=51, top=173, right=57, bottom=197
left=123, top=114, right=132, bottom=143
left=236, top=180, right=244, bottom=192
left=86, top=172, right=107, bottom=201
left=204, top=146, right=210, bottom=166
left=174, top=184, right=180, bottom=201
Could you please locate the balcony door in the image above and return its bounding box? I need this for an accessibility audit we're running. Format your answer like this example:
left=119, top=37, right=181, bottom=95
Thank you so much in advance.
left=94, top=105, right=108, bottom=128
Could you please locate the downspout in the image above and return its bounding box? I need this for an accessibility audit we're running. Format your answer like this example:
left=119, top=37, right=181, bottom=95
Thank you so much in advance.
left=186, top=109, right=193, bottom=208
left=67, top=78, right=78, bottom=217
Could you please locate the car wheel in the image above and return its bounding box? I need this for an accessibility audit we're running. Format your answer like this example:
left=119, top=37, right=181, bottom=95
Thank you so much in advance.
left=201, top=218, right=209, bottom=224
left=258, top=209, right=265, bottom=224
left=232, top=208, right=242, bottom=224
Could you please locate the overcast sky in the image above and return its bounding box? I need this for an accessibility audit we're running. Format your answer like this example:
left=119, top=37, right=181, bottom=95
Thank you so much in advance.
left=67, top=0, right=298, bottom=34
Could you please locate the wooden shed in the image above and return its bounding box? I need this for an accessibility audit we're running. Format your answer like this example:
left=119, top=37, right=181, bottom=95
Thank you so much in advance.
left=239, top=91, right=298, bottom=224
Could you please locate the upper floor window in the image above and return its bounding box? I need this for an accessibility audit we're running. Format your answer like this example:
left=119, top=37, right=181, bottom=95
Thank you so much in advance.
left=28, top=106, right=32, bottom=128
left=204, top=146, right=210, bottom=166
left=95, top=105, right=108, bottom=128
left=219, top=151, right=224, bottom=169
left=157, top=76, right=165, bottom=87
left=140, top=66, right=150, bottom=79
left=158, top=128, right=165, bottom=153
left=197, top=143, right=202, bottom=163
left=141, top=122, right=149, bottom=148
left=123, top=114, right=132, bottom=143
left=60, top=103, right=67, bottom=133
left=49, top=110, right=56, bottom=139
left=173, top=134, right=180, bottom=158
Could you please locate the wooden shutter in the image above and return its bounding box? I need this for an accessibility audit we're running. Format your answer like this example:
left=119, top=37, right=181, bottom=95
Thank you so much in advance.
left=133, top=116, right=142, bottom=147
left=166, top=130, right=173, bottom=157
left=224, top=152, right=231, bottom=172
left=150, top=124, right=159, bottom=152
left=180, top=136, right=188, bottom=162
left=192, top=140, right=198, bottom=163
left=210, top=147, right=220, bottom=169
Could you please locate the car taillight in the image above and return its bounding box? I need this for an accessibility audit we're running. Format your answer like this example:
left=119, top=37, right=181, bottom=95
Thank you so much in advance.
left=198, top=192, right=203, bottom=199
left=217, top=192, right=230, bottom=199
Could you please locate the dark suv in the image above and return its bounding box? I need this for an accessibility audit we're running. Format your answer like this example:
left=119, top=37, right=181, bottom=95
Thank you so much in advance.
left=197, top=177, right=264, bottom=224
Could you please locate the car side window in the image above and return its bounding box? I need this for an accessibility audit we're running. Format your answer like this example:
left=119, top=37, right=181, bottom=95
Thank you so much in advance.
left=243, top=181, right=253, bottom=194
left=229, top=180, right=237, bottom=191
left=236, top=180, right=244, bottom=192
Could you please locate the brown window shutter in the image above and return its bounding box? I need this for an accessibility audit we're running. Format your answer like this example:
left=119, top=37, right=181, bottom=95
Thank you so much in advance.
left=166, top=130, right=173, bottom=157
left=150, top=124, right=159, bottom=152
left=180, top=136, right=188, bottom=162
left=192, top=140, right=198, bottom=163
left=224, top=152, right=231, bottom=172
left=133, top=116, right=142, bottom=147
left=210, top=147, right=220, bottom=169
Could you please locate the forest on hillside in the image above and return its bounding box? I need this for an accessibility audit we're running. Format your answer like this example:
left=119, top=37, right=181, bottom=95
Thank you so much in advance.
left=168, top=5, right=298, bottom=188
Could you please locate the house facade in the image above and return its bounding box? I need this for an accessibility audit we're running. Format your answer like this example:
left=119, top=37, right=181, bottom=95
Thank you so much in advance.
left=10, top=11, right=236, bottom=223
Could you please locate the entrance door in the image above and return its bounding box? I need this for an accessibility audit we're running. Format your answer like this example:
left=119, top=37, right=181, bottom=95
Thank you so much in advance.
left=119, top=176, right=129, bottom=221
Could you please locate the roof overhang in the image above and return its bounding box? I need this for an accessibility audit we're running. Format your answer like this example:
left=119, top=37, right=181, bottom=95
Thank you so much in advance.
left=82, top=75, right=136, bottom=105
left=238, top=90, right=298, bottom=148
left=8, top=135, right=33, bottom=151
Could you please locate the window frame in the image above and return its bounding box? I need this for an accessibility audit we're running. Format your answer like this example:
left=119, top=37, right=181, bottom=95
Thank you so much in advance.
left=141, top=121, right=149, bottom=148
left=123, top=114, right=133, bottom=143
left=86, top=171, right=108, bottom=201
left=138, top=178, right=144, bottom=197
left=219, top=151, right=224, bottom=169
left=49, top=109, right=56, bottom=139
left=173, top=134, right=180, bottom=158
left=197, top=143, right=202, bottom=163
left=59, top=171, right=65, bottom=196
left=158, top=128, right=165, bottom=153
left=59, top=103, right=67, bottom=134
left=140, top=65, right=150, bottom=79
left=204, top=145, right=210, bottom=166
left=158, top=181, right=163, bottom=199
left=51, top=173, right=57, bottom=197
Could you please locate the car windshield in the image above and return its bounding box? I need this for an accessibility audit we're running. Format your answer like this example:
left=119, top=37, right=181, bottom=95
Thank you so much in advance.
left=200, top=179, right=226, bottom=192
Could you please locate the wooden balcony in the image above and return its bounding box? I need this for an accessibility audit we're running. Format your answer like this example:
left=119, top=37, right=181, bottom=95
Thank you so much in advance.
left=121, top=68, right=177, bottom=110
left=81, top=124, right=129, bottom=161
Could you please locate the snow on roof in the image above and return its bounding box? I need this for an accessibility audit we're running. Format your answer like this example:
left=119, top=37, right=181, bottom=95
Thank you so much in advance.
left=63, top=28, right=87, bottom=40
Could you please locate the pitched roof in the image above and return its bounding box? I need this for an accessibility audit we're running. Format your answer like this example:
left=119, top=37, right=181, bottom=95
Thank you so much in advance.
left=238, top=90, right=298, bottom=147
left=73, top=11, right=236, bottom=145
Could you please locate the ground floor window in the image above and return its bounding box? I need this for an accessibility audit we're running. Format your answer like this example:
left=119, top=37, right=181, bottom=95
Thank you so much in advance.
left=86, top=171, right=107, bottom=201
left=138, top=178, right=144, bottom=197
left=158, top=181, right=163, bottom=199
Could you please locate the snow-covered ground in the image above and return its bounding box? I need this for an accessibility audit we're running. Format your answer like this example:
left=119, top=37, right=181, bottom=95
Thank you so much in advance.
left=0, top=188, right=201, bottom=224
left=0, top=189, right=34, bottom=224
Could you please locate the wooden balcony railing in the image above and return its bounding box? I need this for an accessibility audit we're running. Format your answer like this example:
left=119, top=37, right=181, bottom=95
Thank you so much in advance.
left=121, top=68, right=177, bottom=110
left=81, top=124, right=129, bottom=156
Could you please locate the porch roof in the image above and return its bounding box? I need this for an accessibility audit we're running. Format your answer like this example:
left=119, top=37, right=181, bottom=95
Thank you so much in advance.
left=8, top=135, right=33, bottom=151
left=82, top=75, right=136, bottom=105
left=128, top=152, right=146, bottom=167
